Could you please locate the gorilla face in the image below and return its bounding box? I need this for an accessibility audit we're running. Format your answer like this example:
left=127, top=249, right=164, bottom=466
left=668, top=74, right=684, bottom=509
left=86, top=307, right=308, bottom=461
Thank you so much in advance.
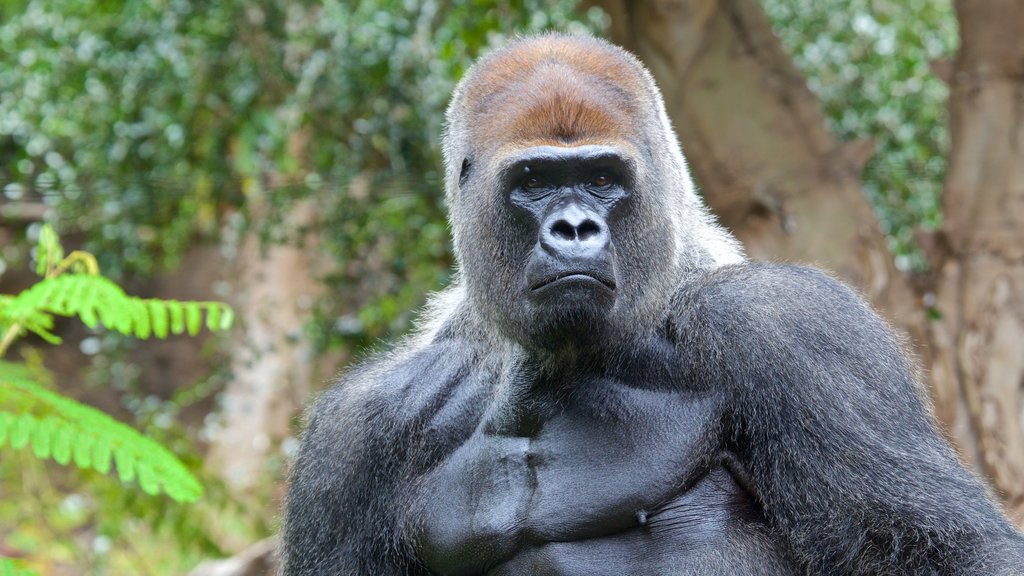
left=504, top=144, right=634, bottom=344
left=455, top=138, right=665, bottom=351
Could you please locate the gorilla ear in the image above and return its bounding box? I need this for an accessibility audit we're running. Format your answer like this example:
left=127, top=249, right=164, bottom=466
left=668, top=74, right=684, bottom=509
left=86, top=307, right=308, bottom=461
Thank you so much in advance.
left=459, top=156, right=473, bottom=187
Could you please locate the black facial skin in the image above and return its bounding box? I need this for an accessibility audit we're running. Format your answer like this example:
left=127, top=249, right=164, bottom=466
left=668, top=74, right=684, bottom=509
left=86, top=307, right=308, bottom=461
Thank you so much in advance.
left=505, top=146, right=629, bottom=328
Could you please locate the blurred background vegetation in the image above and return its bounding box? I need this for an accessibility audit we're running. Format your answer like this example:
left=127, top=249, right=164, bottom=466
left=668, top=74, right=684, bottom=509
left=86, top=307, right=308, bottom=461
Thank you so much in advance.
left=0, top=0, right=962, bottom=573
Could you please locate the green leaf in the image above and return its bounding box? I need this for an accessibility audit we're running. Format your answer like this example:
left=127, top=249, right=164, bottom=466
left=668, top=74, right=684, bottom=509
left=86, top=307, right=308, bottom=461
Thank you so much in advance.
left=77, top=276, right=99, bottom=328
left=52, top=421, right=72, bottom=465
left=150, top=300, right=170, bottom=339
left=11, top=414, right=32, bottom=449
left=137, top=462, right=160, bottom=496
left=185, top=303, right=202, bottom=336
left=218, top=305, right=235, bottom=331
left=93, top=438, right=113, bottom=474
left=205, top=304, right=221, bottom=332
left=115, top=446, right=136, bottom=483
left=132, top=300, right=152, bottom=339
left=168, top=300, right=185, bottom=335
left=73, top=433, right=94, bottom=469
left=31, top=418, right=51, bottom=459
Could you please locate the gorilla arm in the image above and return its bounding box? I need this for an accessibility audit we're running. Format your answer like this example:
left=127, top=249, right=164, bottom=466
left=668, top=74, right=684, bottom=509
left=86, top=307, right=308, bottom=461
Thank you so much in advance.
left=280, top=337, right=484, bottom=576
left=280, top=366, right=413, bottom=575
left=673, top=263, right=1024, bottom=574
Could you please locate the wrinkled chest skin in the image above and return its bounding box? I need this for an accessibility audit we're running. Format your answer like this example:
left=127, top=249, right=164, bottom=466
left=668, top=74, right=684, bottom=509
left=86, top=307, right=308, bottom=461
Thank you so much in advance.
left=409, top=358, right=796, bottom=576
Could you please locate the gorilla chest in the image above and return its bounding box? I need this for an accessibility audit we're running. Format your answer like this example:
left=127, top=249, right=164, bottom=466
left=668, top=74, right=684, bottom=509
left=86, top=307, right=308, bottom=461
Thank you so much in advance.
left=413, top=379, right=759, bottom=575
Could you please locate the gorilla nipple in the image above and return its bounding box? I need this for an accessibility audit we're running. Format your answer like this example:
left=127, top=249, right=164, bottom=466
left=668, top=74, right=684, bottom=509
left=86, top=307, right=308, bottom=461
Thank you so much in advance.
left=636, top=509, right=648, bottom=526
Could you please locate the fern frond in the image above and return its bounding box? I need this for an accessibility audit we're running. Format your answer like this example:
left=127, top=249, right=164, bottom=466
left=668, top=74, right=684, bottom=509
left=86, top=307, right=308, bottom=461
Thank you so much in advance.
left=0, top=377, right=203, bottom=503
left=2, top=275, right=233, bottom=340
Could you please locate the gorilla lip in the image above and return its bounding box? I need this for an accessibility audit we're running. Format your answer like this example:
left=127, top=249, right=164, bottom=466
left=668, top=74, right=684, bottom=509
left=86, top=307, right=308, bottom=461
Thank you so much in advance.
left=530, top=272, right=616, bottom=292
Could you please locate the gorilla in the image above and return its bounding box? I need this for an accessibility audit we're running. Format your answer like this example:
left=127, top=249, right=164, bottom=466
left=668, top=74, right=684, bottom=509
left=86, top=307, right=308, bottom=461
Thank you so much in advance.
left=282, top=34, right=1024, bottom=575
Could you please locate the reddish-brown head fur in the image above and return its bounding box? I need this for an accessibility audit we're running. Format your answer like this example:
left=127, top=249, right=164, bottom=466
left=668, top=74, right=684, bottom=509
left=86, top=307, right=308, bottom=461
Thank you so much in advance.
left=456, top=34, right=654, bottom=155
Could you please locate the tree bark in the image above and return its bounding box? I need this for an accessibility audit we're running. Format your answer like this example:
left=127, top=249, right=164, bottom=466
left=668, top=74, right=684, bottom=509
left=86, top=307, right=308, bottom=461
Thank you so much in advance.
left=204, top=197, right=330, bottom=494
left=589, top=0, right=925, bottom=347
left=928, top=0, right=1024, bottom=524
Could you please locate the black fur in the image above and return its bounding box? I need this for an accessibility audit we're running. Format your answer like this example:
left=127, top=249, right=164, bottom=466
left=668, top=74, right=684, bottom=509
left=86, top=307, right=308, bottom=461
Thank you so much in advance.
left=281, top=35, right=1024, bottom=575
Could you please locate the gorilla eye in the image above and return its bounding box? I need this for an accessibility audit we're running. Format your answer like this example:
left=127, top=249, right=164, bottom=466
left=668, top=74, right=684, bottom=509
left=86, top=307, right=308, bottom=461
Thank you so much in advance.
left=523, top=176, right=546, bottom=189
left=588, top=172, right=614, bottom=189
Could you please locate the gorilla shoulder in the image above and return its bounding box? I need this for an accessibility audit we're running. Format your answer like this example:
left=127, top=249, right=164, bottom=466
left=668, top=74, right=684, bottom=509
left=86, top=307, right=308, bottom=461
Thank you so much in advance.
left=673, top=263, right=895, bottom=349
left=306, top=333, right=488, bottom=437
left=669, top=262, right=915, bottom=397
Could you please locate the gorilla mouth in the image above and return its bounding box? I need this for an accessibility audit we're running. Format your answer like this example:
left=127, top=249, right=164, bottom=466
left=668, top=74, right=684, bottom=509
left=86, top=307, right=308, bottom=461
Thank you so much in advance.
left=530, top=272, right=616, bottom=292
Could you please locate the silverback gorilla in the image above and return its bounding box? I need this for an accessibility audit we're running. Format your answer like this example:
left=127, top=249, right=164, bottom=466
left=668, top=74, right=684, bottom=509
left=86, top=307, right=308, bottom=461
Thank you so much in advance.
left=282, top=34, right=1024, bottom=575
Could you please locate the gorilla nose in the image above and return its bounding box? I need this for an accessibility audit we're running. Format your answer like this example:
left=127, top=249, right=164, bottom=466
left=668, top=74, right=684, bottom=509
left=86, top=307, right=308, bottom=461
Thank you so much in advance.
left=541, top=204, right=609, bottom=256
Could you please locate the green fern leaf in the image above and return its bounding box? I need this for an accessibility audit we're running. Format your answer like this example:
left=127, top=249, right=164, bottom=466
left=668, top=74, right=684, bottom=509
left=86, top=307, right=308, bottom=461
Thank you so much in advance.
left=218, top=304, right=235, bottom=330
left=94, top=282, right=121, bottom=331
left=132, top=300, right=152, bottom=339
left=93, top=437, right=113, bottom=474
left=168, top=300, right=185, bottom=335
left=31, top=418, right=50, bottom=459
left=73, top=433, right=93, bottom=469
left=21, top=319, right=61, bottom=345
left=115, top=446, right=136, bottom=483
left=51, top=275, right=77, bottom=315
left=150, top=300, right=170, bottom=338
left=52, top=421, right=72, bottom=465
left=185, top=303, right=202, bottom=336
left=77, top=277, right=99, bottom=328
left=137, top=461, right=161, bottom=496
left=205, top=304, right=222, bottom=332
left=0, top=377, right=202, bottom=502
left=11, top=414, right=32, bottom=449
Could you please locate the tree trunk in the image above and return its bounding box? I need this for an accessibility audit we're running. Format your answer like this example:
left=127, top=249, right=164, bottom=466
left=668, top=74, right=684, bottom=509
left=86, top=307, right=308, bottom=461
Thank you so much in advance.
left=928, top=0, right=1024, bottom=524
left=589, top=0, right=925, bottom=347
left=204, top=197, right=329, bottom=494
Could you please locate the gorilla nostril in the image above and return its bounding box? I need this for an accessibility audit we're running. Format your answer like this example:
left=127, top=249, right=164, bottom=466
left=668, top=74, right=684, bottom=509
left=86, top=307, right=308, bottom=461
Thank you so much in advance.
left=577, top=220, right=601, bottom=241
left=551, top=220, right=577, bottom=240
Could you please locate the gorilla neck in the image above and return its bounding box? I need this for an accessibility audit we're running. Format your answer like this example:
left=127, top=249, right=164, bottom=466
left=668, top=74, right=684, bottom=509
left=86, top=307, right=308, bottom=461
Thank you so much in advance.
left=512, top=315, right=664, bottom=369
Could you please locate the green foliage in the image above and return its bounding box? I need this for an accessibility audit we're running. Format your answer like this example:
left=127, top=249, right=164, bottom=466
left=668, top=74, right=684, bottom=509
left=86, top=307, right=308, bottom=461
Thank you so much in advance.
left=2, top=274, right=233, bottom=344
left=0, top=225, right=233, bottom=505
left=762, top=0, right=957, bottom=269
left=0, top=373, right=202, bottom=503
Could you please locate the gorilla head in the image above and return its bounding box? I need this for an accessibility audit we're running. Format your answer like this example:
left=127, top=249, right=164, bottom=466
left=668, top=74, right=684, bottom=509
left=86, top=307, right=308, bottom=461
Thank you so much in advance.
left=440, top=35, right=743, bottom=350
